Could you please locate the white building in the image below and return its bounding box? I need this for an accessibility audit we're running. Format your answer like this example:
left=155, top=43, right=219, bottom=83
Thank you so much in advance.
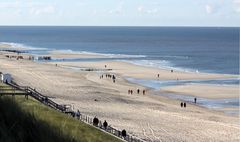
left=0, top=73, right=12, bottom=83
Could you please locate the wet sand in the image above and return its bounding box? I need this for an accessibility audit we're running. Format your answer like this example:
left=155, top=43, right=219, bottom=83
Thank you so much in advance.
left=161, top=84, right=239, bottom=99
left=48, top=50, right=106, bottom=59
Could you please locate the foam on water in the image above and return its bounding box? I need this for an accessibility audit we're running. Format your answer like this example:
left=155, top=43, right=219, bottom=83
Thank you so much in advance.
left=53, top=49, right=146, bottom=58
left=123, top=59, right=199, bottom=73
left=158, top=55, right=190, bottom=59
left=0, top=42, right=48, bottom=50
left=1, top=42, right=147, bottom=59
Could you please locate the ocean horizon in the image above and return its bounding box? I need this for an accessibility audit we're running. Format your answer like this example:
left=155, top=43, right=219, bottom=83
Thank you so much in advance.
left=0, top=26, right=239, bottom=75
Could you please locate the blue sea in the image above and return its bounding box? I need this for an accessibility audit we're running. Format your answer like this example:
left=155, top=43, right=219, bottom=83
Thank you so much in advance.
left=0, top=26, right=239, bottom=75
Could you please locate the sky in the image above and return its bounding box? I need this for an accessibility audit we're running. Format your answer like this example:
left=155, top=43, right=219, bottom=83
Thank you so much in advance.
left=0, top=0, right=239, bottom=27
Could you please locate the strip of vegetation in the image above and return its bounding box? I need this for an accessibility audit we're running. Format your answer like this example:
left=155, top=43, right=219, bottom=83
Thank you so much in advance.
left=0, top=96, right=122, bottom=142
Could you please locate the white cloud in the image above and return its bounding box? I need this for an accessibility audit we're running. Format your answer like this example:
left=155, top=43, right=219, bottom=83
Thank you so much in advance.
left=137, top=5, right=144, bottom=12
left=109, top=1, right=124, bottom=14
left=233, top=0, right=240, bottom=13
left=205, top=4, right=213, bottom=14
left=233, top=0, right=240, bottom=4
left=137, top=5, right=158, bottom=15
left=0, top=1, right=20, bottom=9
left=146, top=8, right=158, bottom=14
left=0, top=1, right=56, bottom=16
left=92, top=9, right=97, bottom=15
left=30, top=5, right=56, bottom=16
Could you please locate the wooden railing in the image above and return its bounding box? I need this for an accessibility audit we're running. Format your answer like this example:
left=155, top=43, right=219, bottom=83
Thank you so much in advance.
left=7, top=82, right=145, bottom=142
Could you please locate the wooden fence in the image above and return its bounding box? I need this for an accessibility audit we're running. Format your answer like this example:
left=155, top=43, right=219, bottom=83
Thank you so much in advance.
left=7, top=82, right=145, bottom=142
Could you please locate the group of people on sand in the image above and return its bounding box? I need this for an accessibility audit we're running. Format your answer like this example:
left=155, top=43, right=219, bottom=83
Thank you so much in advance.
left=180, top=98, right=197, bottom=107
left=180, top=102, right=187, bottom=108
left=180, top=98, right=197, bottom=108
left=128, top=89, right=146, bottom=95
left=100, top=74, right=116, bottom=83
left=5, top=55, right=24, bottom=60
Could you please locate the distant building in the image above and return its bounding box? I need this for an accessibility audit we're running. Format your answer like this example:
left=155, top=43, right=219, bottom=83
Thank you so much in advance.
left=0, top=73, right=12, bottom=83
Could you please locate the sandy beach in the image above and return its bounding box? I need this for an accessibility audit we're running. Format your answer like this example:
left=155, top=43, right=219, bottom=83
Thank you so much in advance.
left=0, top=50, right=239, bottom=142
left=161, top=84, right=239, bottom=99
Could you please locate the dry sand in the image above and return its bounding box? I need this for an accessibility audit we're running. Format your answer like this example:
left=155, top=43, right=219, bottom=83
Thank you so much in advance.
left=0, top=51, right=239, bottom=142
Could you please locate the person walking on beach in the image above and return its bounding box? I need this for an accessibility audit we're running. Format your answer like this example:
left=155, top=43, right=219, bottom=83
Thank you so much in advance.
left=157, top=74, right=160, bottom=78
left=194, top=98, right=197, bottom=104
left=137, top=89, right=140, bottom=94
left=180, top=102, right=183, bottom=107
left=128, top=90, right=130, bottom=94
left=112, top=75, right=116, bottom=83
left=143, top=90, right=146, bottom=95
left=130, top=90, right=133, bottom=94
left=184, top=102, right=186, bottom=108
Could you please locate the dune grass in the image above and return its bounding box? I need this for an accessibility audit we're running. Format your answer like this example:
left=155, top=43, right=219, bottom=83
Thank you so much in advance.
left=0, top=82, right=25, bottom=94
left=0, top=95, right=122, bottom=142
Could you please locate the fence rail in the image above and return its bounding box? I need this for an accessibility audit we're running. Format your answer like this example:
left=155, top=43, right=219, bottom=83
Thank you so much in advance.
left=6, top=82, right=145, bottom=142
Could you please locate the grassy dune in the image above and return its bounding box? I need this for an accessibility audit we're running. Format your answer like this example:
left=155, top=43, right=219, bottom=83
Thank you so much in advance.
left=0, top=83, right=25, bottom=94
left=0, top=83, right=122, bottom=142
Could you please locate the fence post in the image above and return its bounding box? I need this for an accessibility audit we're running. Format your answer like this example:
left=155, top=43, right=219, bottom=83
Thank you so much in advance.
left=109, top=127, right=111, bottom=133
left=9, top=84, right=145, bottom=142
left=99, top=120, right=102, bottom=128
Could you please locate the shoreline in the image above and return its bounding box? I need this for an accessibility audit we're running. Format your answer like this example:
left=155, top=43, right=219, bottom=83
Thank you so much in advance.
left=0, top=47, right=239, bottom=111
left=0, top=46, right=239, bottom=141
left=0, top=47, right=239, bottom=108
left=1, top=42, right=239, bottom=76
